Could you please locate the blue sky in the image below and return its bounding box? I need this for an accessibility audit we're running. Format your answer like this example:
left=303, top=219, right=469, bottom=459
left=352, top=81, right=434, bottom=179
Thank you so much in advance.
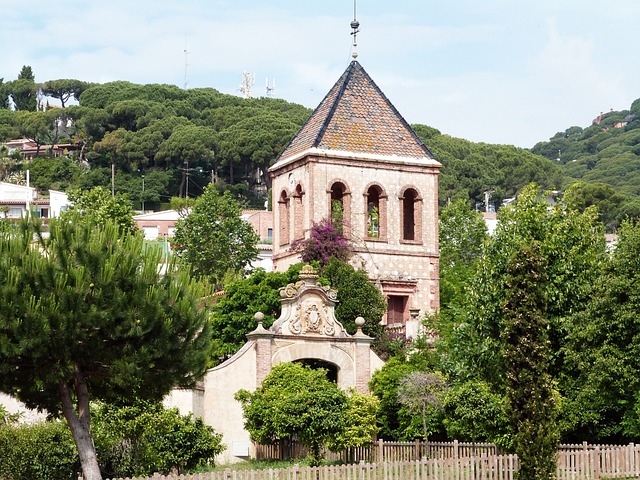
left=2, top=0, right=638, bottom=148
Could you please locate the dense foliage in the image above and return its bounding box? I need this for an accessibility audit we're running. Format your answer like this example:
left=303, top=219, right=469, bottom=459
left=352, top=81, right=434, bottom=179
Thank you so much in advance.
left=563, top=219, right=640, bottom=440
left=64, top=185, right=136, bottom=233
left=0, top=402, right=225, bottom=480
left=235, top=362, right=349, bottom=465
left=93, top=401, right=224, bottom=477
left=172, top=184, right=259, bottom=286
left=0, top=420, right=78, bottom=480
left=502, top=243, right=559, bottom=480
left=0, top=67, right=309, bottom=208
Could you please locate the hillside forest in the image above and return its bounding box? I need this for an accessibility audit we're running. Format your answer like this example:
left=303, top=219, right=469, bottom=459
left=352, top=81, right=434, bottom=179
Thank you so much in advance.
left=1, top=66, right=640, bottom=231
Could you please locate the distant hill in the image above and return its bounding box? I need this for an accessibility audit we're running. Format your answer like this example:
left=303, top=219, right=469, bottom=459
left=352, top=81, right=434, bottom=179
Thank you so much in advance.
left=411, top=124, right=564, bottom=212
left=531, top=97, right=640, bottom=230
left=1, top=73, right=638, bottom=228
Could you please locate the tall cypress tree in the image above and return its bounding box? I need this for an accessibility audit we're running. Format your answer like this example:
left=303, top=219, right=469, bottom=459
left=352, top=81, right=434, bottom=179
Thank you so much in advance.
left=502, top=242, right=559, bottom=480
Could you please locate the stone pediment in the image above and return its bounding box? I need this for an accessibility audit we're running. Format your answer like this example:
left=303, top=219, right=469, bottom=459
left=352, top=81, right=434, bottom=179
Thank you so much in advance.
left=270, top=265, right=348, bottom=337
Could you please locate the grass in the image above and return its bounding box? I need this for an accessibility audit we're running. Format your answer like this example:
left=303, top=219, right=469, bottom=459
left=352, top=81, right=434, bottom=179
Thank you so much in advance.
left=193, top=457, right=338, bottom=474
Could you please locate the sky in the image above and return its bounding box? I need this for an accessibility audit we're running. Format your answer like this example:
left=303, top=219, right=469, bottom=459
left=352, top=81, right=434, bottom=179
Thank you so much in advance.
left=2, top=0, right=639, bottom=148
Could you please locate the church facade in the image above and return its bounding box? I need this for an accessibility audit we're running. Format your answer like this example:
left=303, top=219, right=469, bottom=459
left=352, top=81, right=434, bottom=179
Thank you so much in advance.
left=269, top=61, right=441, bottom=337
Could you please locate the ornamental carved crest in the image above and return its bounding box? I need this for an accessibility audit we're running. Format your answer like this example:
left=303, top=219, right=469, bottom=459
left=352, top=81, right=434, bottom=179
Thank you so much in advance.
left=270, top=265, right=347, bottom=337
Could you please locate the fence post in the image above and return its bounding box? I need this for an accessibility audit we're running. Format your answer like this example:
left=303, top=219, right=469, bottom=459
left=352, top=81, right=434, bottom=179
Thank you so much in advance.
left=415, top=439, right=420, bottom=461
left=454, top=439, right=459, bottom=463
left=359, top=460, right=365, bottom=480
left=378, top=439, right=384, bottom=463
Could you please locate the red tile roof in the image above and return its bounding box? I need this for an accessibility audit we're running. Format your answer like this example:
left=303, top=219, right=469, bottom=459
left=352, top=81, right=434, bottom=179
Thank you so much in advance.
left=276, top=61, right=435, bottom=162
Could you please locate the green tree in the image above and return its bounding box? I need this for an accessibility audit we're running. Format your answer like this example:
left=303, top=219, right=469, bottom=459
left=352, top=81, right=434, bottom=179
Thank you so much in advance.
left=235, top=362, right=348, bottom=465
left=0, top=215, right=213, bottom=480
left=369, top=357, right=420, bottom=440
left=0, top=420, right=78, bottom=480
left=215, top=111, right=299, bottom=187
left=502, top=242, right=559, bottom=479
left=564, top=219, right=640, bottom=441
left=14, top=110, right=51, bottom=156
left=65, top=186, right=136, bottom=234
left=41, top=79, right=93, bottom=108
left=93, top=400, right=224, bottom=477
left=438, top=199, right=487, bottom=310
left=397, top=371, right=446, bottom=442
left=442, top=380, right=512, bottom=448
left=326, top=389, right=380, bottom=454
left=9, top=65, right=38, bottom=111
left=563, top=181, right=627, bottom=231
left=321, top=258, right=386, bottom=338
left=28, top=155, right=83, bottom=191
left=172, top=184, right=259, bottom=286
left=155, top=124, right=216, bottom=195
left=0, top=78, right=10, bottom=110
left=447, top=184, right=605, bottom=386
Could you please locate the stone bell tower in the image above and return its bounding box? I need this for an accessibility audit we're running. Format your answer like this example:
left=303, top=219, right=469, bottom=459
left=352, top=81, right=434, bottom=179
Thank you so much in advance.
left=269, top=56, right=441, bottom=338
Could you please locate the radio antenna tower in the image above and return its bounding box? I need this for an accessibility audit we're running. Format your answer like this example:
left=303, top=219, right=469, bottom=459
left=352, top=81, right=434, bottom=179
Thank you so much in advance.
left=183, top=36, right=190, bottom=89
left=239, top=71, right=255, bottom=98
left=266, top=77, right=276, bottom=97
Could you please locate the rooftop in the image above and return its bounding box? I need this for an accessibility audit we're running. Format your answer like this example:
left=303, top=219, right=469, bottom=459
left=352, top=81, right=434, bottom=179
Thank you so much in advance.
left=272, top=60, right=436, bottom=169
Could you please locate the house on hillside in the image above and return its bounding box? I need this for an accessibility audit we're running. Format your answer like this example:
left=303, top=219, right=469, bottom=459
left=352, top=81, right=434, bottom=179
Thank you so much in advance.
left=5, top=138, right=80, bottom=160
left=0, top=182, right=70, bottom=219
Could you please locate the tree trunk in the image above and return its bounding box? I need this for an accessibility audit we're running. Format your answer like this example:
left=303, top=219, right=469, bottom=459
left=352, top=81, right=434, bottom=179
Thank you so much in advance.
left=59, top=366, right=102, bottom=480
left=422, top=402, right=428, bottom=444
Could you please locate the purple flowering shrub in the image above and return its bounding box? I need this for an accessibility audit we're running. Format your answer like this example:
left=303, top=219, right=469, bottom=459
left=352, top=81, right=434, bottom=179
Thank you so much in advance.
left=290, top=218, right=350, bottom=266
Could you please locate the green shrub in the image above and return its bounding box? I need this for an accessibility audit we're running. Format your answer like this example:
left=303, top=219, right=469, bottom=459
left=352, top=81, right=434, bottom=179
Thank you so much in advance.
left=0, top=420, right=78, bottom=480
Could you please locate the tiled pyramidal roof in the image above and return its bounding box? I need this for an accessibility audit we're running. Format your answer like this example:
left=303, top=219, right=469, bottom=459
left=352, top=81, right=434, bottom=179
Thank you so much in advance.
left=276, top=60, right=435, bottom=163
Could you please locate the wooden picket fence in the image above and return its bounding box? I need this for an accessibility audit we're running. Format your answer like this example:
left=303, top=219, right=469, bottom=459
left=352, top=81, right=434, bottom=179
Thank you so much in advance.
left=99, top=442, right=640, bottom=480
left=102, top=455, right=519, bottom=480
left=255, top=440, right=505, bottom=463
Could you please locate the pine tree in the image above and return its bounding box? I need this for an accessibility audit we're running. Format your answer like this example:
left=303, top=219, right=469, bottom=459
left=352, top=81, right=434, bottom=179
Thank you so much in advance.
left=0, top=215, right=213, bottom=480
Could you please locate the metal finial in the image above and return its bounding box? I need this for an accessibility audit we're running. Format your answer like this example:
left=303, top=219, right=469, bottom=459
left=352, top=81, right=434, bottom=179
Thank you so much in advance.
left=351, top=0, right=360, bottom=60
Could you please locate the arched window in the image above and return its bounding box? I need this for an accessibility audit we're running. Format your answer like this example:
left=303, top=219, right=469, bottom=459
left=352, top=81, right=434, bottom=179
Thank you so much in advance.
left=278, top=190, right=290, bottom=246
left=293, top=184, right=305, bottom=241
left=328, top=181, right=351, bottom=237
left=400, top=187, right=422, bottom=243
left=364, top=184, right=387, bottom=241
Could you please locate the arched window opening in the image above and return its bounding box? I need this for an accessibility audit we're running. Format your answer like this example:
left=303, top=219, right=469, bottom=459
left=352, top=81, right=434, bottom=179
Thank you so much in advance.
left=293, top=184, right=305, bottom=241
left=402, top=189, right=417, bottom=241
left=366, top=186, right=380, bottom=238
left=327, top=181, right=351, bottom=237
left=278, top=190, right=290, bottom=246
left=294, top=359, right=339, bottom=383
left=330, top=182, right=346, bottom=227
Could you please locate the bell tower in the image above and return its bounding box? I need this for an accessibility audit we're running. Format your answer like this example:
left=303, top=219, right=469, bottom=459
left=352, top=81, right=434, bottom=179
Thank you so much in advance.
left=269, top=22, right=441, bottom=338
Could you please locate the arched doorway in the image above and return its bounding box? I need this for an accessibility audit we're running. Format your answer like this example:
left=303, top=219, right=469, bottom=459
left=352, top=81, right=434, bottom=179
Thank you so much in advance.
left=294, top=358, right=338, bottom=383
